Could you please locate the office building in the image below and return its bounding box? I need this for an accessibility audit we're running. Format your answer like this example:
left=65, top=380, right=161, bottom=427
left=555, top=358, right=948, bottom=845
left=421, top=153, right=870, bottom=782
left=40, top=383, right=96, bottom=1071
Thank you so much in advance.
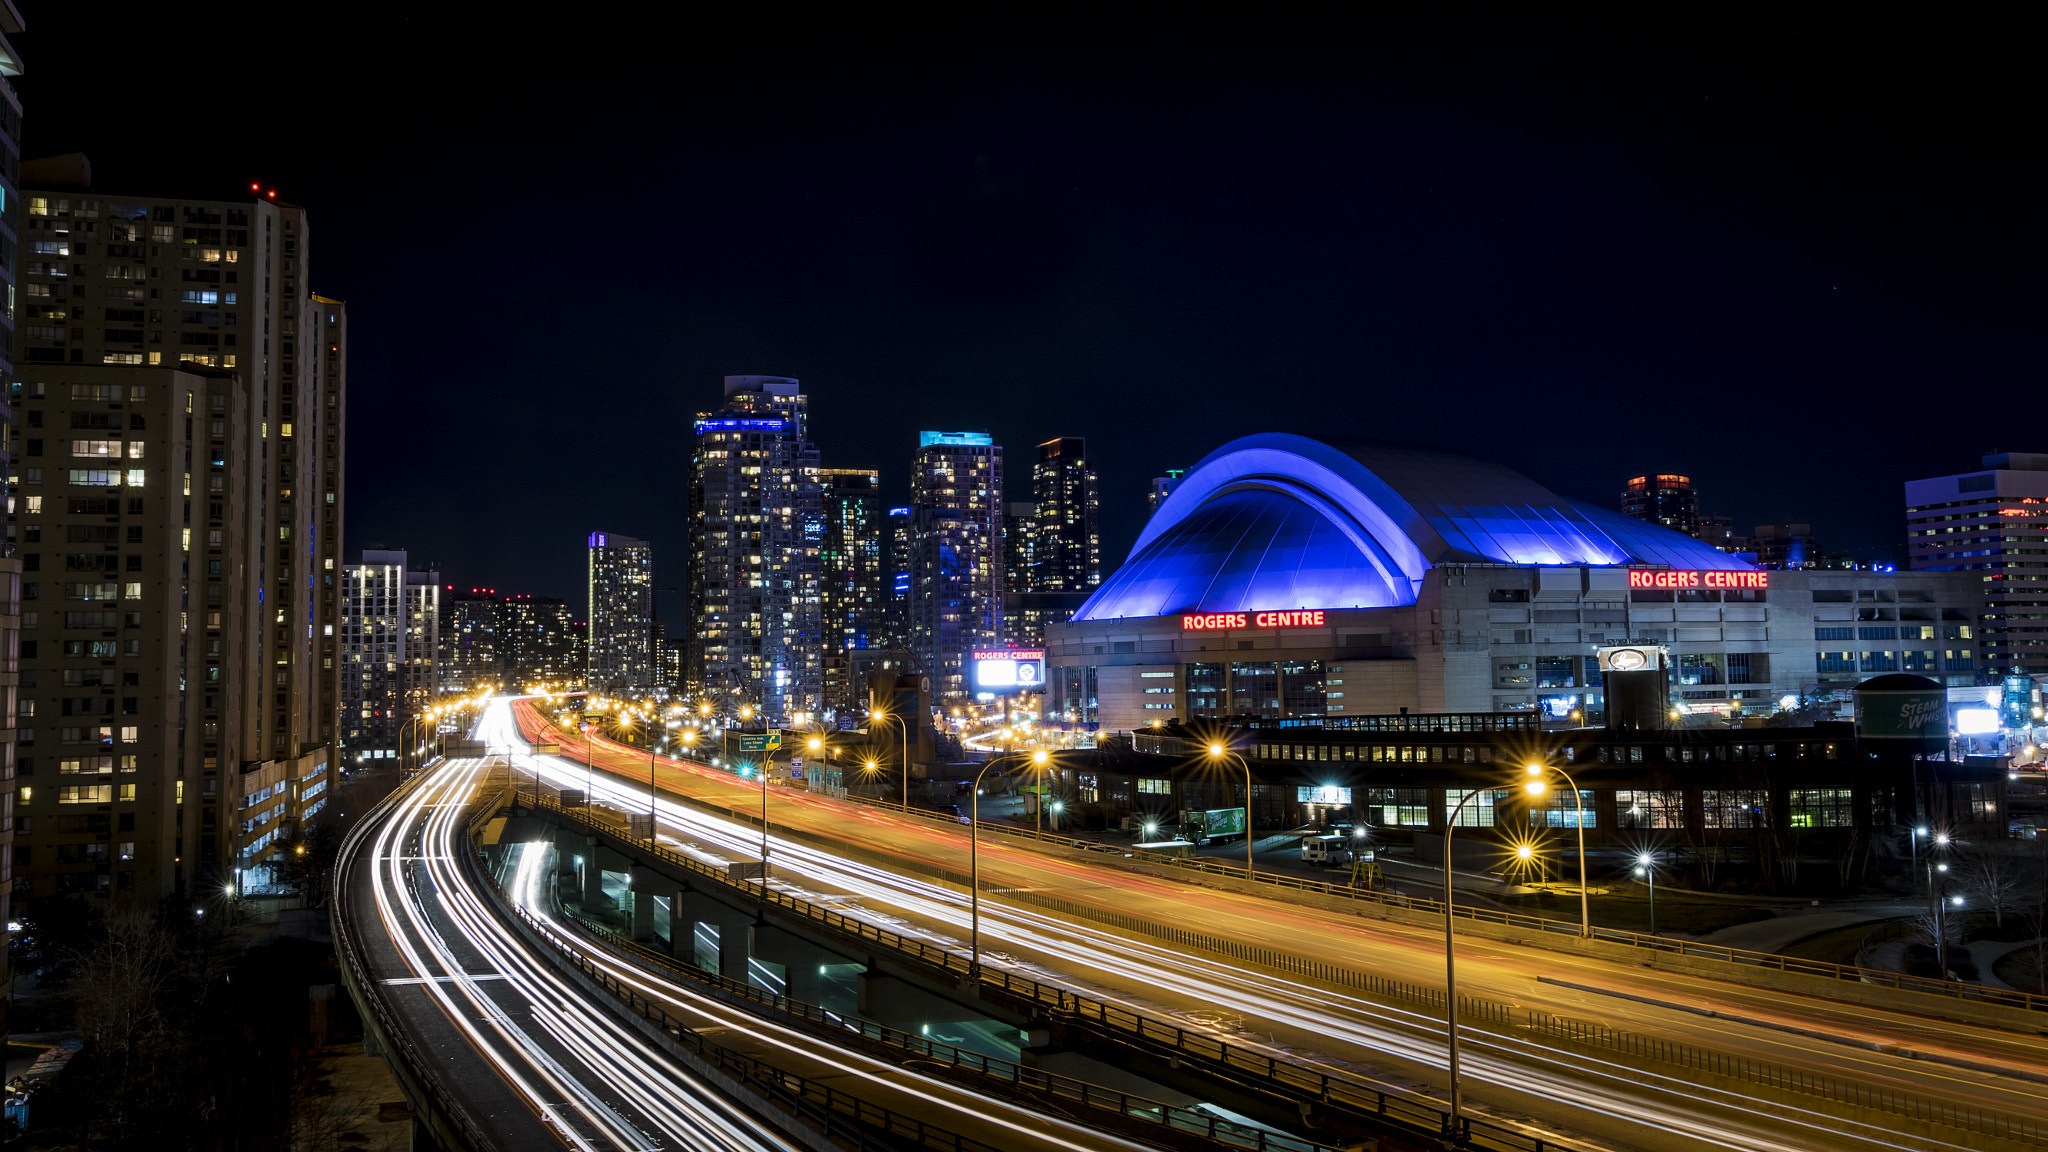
left=910, top=431, right=1003, bottom=700
left=686, top=375, right=823, bottom=721
left=1620, top=473, right=1701, bottom=538
left=0, top=3, right=23, bottom=1051
left=1908, top=452, right=2048, bottom=677
left=587, top=533, right=654, bottom=696
left=1047, top=435, right=1984, bottom=731
left=1003, top=501, right=1037, bottom=593
left=7, top=162, right=346, bottom=904
left=883, top=506, right=913, bottom=651
left=339, top=550, right=437, bottom=762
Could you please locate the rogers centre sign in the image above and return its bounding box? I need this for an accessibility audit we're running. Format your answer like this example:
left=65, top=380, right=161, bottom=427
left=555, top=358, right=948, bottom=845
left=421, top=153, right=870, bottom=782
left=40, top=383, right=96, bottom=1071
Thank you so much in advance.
left=1182, top=610, right=1326, bottom=630
left=1628, top=569, right=1769, bottom=590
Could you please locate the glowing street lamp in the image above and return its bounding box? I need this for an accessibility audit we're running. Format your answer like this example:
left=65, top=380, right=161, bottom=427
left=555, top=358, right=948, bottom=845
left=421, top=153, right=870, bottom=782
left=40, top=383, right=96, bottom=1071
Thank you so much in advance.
left=1209, top=741, right=1256, bottom=874
left=1524, top=762, right=1591, bottom=937
left=1634, top=852, right=1658, bottom=935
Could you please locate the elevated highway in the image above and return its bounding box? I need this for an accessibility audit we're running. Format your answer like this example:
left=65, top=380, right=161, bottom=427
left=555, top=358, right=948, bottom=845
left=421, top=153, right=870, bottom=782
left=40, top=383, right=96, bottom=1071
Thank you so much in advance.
left=503, top=696, right=2048, bottom=1152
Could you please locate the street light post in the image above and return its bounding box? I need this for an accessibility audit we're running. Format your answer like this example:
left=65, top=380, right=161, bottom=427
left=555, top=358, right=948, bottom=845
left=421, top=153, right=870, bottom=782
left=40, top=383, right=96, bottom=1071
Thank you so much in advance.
left=1031, top=749, right=1050, bottom=833
left=872, top=707, right=910, bottom=809
left=1525, top=762, right=1591, bottom=937
left=1208, top=743, right=1255, bottom=875
left=1440, top=786, right=1492, bottom=1141
left=1635, top=852, right=1657, bottom=935
left=968, top=756, right=1007, bottom=975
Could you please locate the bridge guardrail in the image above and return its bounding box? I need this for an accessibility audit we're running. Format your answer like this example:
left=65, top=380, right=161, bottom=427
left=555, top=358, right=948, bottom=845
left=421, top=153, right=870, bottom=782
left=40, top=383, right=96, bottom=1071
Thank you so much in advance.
left=516, top=701, right=2048, bottom=1017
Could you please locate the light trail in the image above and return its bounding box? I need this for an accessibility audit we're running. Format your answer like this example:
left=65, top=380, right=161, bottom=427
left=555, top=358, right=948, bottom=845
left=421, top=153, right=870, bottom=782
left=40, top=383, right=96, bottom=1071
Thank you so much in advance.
left=485, top=699, right=2041, bottom=1152
left=362, top=754, right=807, bottom=1152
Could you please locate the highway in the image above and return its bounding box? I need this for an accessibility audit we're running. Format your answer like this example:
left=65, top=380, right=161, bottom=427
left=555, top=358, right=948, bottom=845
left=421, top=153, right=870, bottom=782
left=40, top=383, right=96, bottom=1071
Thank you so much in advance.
left=499, top=697, right=2048, bottom=1152
left=339, top=754, right=816, bottom=1150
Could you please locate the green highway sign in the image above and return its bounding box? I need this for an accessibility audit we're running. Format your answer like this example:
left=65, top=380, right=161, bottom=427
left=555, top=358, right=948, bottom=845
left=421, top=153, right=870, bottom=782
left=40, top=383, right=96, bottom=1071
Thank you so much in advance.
left=738, top=733, right=783, bottom=752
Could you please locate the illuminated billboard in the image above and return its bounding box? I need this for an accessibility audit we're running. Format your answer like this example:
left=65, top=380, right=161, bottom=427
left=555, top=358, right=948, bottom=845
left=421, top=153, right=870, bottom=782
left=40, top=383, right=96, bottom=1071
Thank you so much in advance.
left=1628, top=569, right=1769, bottom=590
left=971, top=648, right=1045, bottom=694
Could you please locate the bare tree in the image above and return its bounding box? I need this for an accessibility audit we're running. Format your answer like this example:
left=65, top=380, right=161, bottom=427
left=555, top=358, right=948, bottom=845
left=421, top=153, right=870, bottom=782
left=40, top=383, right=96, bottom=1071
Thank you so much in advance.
left=1956, top=843, right=2030, bottom=930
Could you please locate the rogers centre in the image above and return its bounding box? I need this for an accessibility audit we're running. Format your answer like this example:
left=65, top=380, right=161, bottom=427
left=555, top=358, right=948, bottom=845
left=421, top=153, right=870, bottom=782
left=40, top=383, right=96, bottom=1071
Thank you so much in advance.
left=1043, top=434, right=1985, bottom=731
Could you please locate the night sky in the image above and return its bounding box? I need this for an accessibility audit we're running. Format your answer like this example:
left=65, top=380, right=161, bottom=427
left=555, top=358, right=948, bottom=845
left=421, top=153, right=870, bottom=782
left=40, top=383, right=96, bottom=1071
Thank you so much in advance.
left=17, top=9, right=2039, bottom=603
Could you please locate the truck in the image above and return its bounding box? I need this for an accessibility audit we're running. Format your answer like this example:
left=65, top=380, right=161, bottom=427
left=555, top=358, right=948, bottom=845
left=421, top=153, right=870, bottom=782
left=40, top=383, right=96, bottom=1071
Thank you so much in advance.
left=1176, top=807, right=1248, bottom=845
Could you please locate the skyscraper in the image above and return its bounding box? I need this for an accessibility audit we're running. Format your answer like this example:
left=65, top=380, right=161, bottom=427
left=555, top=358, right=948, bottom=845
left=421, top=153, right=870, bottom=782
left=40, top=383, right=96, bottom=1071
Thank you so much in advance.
left=439, top=586, right=499, bottom=692
left=820, top=469, right=883, bottom=711
left=1147, top=469, right=1184, bottom=516
left=1620, top=474, right=1701, bottom=537
left=1003, top=501, right=1037, bottom=595
left=1908, top=452, right=2048, bottom=676
left=911, top=431, right=1003, bottom=701
left=0, top=8, right=24, bottom=1051
left=587, top=533, right=653, bottom=695
left=8, top=166, right=345, bottom=905
left=884, top=506, right=913, bottom=650
left=339, top=550, right=437, bottom=763
left=498, top=593, right=578, bottom=690
left=687, top=375, right=823, bottom=721
left=1030, top=437, right=1099, bottom=592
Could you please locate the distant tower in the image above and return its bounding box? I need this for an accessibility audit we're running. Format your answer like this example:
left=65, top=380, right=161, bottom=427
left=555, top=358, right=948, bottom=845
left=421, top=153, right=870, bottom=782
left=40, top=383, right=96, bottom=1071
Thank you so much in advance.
left=686, top=375, right=823, bottom=721
left=911, top=432, right=1004, bottom=701
left=1620, top=474, right=1701, bottom=537
left=1147, top=469, right=1185, bottom=515
left=1032, top=437, right=1100, bottom=591
left=586, top=533, right=654, bottom=695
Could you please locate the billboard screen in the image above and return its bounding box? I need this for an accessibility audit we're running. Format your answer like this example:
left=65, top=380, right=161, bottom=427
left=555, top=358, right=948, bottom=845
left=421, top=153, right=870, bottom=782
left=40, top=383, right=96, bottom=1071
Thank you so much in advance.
left=972, top=648, right=1045, bottom=693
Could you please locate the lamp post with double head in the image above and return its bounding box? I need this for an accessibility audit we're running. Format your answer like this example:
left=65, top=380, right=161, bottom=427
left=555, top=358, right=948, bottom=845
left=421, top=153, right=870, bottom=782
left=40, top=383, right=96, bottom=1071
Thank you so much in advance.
left=1439, top=785, right=1498, bottom=1140
left=968, top=755, right=1009, bottom=975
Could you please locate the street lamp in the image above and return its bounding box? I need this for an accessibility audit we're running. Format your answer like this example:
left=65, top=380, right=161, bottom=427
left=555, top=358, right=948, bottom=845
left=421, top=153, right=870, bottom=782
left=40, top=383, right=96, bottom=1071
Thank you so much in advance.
left=1935, top=882, right=1963, bottom=977
left=1440, top=785, right=1500, bottom=1139
left=1524, top=762, right=1591, bottom=937
left=1031, top=749, right=1050, bottom=832
left=967, top=755, right=1010, bottom=975
left=871, top=706, right=910, bottom=808
left=1209, top=742, right=1255, bottom=875
left=1634, top=852, right=1658, bottom=935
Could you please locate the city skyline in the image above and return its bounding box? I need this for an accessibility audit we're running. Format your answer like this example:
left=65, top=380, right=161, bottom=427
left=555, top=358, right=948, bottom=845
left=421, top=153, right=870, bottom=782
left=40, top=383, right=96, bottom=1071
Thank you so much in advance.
left=7, top=9, right=2035, bottom=602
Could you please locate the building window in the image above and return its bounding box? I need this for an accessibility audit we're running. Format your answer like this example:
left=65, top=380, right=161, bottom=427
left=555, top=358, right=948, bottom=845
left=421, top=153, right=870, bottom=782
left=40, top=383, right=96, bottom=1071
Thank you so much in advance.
left=1446, top=788, right=1497, bottom=827
left=1368, top=787, right=1430, bottom=827
left=1701, top=789, right=1768, bottom=829
left=1788, top=788, right=1853, bottom=828
left=1137, top=778, right=1169, bottom=795
left=1615, top=789, right=1685, bottom=828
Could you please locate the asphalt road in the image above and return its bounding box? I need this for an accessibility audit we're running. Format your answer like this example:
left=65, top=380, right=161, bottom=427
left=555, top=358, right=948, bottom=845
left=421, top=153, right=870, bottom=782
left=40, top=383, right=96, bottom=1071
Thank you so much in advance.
left=505, top=698, right=2048, bottom=1152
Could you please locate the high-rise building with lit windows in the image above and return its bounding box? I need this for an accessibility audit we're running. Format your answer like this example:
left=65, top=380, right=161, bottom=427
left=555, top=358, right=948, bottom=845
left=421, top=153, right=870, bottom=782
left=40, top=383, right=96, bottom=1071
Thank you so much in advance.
left=1908, top=452, right=2048, bottom=677
left=0, top=3, right=25, bottom=1052
left=686, top=376, right=823, bottom=721
left=339, top=550, right=437, bottom=763
left=6, top=154, right=346, bottom=908
left=1029, top=437, right=1099, bottom=593
left=587, top=533, right=654, bottom=695
left=910, top=431, right=1003, bottom=701
left=1620, top=474, right=1701, bottom=538
left=820, top=468, right=882, bottom=711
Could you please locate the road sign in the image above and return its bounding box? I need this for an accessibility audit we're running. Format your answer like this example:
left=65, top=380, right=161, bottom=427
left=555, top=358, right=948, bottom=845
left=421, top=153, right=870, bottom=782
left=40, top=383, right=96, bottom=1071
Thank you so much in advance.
left=738, top=733, right=783, bottom=752
left=560, top=789, right=587, bottom=808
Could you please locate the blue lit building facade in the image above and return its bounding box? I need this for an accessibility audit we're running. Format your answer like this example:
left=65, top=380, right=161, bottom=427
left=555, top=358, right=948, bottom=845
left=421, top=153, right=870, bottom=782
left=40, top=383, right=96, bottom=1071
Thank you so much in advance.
left=686, top=376, right=823, bottom=721
left=1049, top=435, right=1987, bottom=732
left=910, top=432, right=1003, bottom=701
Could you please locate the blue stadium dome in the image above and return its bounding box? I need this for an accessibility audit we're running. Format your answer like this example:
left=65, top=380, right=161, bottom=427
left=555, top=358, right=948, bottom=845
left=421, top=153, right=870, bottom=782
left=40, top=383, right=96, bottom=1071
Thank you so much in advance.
left=1074, top=434, right=1756, bottom=621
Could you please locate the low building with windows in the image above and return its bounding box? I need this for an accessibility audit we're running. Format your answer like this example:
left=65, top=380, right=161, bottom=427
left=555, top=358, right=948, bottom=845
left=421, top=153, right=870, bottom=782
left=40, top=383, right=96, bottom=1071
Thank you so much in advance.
left=1047, top=435, right=1984, bottom=732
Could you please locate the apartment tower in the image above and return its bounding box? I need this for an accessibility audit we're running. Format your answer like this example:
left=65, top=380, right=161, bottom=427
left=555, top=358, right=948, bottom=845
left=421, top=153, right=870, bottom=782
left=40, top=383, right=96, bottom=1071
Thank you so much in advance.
left=686, top=375, right=823, bottom=721
left=7, top=163, right=346, bottom=904
left=586, top=533, right=653, bottom=696
left=910, top=431, right=1003, bottom=700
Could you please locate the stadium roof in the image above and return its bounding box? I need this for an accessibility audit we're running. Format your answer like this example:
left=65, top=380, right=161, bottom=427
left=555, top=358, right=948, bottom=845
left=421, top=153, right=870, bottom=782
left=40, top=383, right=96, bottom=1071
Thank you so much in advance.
left=1074, top=434, right=1755, bottom=621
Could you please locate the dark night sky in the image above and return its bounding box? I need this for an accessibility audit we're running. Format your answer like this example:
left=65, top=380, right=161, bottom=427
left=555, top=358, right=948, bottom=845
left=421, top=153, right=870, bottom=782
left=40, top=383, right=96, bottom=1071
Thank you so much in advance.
left=16, top=9, right=2040, bottom=603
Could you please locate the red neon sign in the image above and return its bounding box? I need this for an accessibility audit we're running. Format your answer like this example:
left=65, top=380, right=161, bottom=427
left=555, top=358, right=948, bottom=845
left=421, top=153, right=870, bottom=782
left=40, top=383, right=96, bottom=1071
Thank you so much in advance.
left=1181, top=610, right=1326, bottom=630
left=1627, top=569, right=1769, bottom=590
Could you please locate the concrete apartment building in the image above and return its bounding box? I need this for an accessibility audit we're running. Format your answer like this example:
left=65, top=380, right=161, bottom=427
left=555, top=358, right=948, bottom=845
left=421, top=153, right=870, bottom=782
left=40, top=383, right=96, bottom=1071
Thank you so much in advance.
left=6, top=163, right=346, bottom=902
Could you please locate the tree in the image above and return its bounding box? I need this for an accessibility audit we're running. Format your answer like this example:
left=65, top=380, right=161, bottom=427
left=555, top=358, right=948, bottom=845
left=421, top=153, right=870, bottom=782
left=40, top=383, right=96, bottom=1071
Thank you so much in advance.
left=1956, top=843, right=2030, bottom=930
